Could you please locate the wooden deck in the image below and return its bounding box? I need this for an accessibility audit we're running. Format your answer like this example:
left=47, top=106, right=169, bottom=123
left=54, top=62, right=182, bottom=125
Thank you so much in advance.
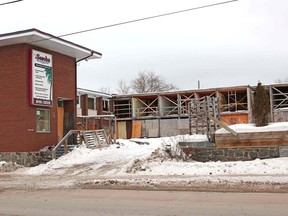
left=215, top=131, right=288, bottom=147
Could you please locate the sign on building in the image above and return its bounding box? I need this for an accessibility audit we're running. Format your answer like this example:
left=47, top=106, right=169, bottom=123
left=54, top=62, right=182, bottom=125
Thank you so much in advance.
left=30, top=50, right=53, bottom=106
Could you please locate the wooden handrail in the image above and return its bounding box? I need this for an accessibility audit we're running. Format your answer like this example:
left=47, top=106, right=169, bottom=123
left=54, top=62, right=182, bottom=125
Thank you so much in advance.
left=207, top=114, right=238, bottom=137
left=52, top=130, right=81, bottom=159
left=51, top=129, right=112, bottom=159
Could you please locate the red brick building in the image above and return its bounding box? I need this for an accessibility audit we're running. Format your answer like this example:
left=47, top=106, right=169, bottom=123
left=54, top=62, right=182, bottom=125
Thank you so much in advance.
left=0, top=29, right=101, bottom=152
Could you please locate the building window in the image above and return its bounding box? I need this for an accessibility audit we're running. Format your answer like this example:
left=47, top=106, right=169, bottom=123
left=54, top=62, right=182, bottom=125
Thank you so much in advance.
left=77, top=95, right=80, bottom=108
left=103, top=99, right=109, bottom=111
left=36, top=109, right=50, bottom=133
left=88, top=97, right=95, bottom=110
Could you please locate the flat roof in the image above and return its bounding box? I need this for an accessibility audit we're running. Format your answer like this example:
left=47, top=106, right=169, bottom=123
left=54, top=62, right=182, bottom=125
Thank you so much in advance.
left=111, top=85, right=251, bottom=99
left=77, top=87, right=112, bottom=98
left=0, top=28, right=102, bottom=61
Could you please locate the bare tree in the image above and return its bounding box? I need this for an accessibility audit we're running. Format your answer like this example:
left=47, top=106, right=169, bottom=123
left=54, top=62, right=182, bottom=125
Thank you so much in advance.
left=130, top=71, right=177, bottom=93
left=117, top=80, right=131, bottom=94
left=98, top=86, right=111, bottom=94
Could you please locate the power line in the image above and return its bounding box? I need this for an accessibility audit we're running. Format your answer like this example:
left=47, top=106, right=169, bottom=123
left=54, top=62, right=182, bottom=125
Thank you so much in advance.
left=0, top=0, right=23, bottom=6
left=33, top=0, right=238, bottom=43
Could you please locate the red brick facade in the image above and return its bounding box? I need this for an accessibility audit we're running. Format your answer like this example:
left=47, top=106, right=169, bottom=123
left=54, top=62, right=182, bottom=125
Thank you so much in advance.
left=0, top=44, right=76, bottom=152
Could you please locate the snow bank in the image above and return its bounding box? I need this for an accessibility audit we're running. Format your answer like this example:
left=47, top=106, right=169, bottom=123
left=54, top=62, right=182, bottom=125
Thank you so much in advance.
left=139, top=158, right=288, bottom=176
left=24, top=134, right=288, bottom=180
left=26, top=137, right=165, bottom=175
left=216, top=122, right=288, bottom=134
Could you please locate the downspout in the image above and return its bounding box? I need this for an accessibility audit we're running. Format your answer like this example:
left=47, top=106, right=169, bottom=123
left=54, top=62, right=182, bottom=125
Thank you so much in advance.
left=76, top=50, right=95, bottom=63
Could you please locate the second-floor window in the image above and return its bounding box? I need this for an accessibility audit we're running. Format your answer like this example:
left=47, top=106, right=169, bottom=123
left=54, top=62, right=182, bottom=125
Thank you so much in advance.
left=103, top=99, right=109, bottom=111
left=88, top=97, right=95, bottom=110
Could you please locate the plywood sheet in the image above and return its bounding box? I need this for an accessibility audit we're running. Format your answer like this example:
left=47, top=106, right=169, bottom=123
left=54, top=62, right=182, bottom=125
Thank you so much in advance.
left=216, top=131, right=288, bottom=147
left=117, top=121, right=127, bottom=139
left=160, top=119, right=178, bottom=137
left=132, top=121, right=142, bottom=138
left=148, top=129, right=158, bottom=137
left=144, top=119, right=159, bottom=138
left=57, top=107, right=64, bottom=141
left=221, top=113, right=248, bottom=125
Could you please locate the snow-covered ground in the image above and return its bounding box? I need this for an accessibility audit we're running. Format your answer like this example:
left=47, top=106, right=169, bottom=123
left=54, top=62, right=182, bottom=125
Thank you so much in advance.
left=216, top=122, right=288, bottom=133
left=23, top=135, right=288, bottom=178
left=1, top=123, right=288, bottom=191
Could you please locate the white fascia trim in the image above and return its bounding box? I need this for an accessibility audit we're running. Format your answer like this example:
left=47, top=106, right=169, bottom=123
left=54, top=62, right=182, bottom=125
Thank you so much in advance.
left=1, top=31, right=101, bottom=59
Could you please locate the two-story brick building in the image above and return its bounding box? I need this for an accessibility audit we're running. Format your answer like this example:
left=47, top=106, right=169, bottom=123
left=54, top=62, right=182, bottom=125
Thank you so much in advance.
left=0, top=29, right=101, bottom=154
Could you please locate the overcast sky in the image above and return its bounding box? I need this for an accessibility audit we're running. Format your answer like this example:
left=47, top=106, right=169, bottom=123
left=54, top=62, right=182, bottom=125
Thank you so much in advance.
left=1, top=0, right=288, bottom=93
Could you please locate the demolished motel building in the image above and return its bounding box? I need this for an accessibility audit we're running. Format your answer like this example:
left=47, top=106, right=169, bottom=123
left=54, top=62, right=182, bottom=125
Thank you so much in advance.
left=110, top=84, right=288, bottom=139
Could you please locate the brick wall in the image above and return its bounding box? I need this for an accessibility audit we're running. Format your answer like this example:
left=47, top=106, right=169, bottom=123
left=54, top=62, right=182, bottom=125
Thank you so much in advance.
left=0, top=44, right=76, bottom=152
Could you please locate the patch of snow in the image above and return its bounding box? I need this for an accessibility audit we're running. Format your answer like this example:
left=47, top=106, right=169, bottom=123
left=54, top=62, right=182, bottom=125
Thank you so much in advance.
left=216, top=122, right=288, bottom=134
left=138, top=158, right=288, bottom=176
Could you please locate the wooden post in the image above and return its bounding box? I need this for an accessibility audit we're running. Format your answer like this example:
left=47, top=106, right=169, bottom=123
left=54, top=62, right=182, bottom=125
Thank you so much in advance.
left=113, top=117, right=117, bottom=143
left=64, top=139, right=68, bottom=154
left=269, top=86, right=274, bottom=122
left=52, top=151, right=56, bottom=160
left=188, top=101, right=192, bottom=135
left=247, top=86, right=253, bottom=123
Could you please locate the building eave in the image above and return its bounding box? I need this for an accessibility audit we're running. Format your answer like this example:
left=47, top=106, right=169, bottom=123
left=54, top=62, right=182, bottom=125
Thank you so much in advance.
left=0, top=28, right=102, bottom=61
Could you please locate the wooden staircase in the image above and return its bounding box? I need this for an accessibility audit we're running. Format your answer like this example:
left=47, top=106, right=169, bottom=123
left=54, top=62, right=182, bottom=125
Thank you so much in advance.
left=51, top=129, right=110, bottom=159
left=188, top=96, right=220, bottom=142
left=82, top=129, right=109, bottom=148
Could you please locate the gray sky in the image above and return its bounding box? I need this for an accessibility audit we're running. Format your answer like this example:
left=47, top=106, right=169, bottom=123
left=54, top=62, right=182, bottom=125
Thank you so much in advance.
left=1, top=0, right=288, bottom=93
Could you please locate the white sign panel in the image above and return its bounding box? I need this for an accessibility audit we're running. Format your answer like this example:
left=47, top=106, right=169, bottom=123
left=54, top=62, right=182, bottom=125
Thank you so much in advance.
left=30, top=50, right=53, bottom=106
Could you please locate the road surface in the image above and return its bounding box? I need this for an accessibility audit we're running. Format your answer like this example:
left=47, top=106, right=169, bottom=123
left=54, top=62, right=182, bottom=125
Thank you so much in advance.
left=0, top=189, right=287, bottom=216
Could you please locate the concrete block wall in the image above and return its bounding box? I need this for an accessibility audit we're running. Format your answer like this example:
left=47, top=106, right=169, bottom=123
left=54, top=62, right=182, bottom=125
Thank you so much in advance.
left=181, top=146, right=279, bottom=162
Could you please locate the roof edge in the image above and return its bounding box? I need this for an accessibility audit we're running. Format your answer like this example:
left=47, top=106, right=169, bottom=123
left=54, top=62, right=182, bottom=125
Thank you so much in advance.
left=0, top=28, right=102, bottom=58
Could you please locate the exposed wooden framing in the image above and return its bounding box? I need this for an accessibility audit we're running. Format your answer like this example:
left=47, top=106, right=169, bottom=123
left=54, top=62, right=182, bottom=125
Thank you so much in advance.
left=272, top=86, right=288, bottom=109
left=228, top=91, right=236, bottom=111
left=219, top=90, right=248, bottom=112
left=160, top=95, right=178, bottom=116
left=179, top=93, right=196, bottom=115
left=113, top=99, right=132, bottom=118
left=135, top=97, right=158, bottom=117
left=188, top=96, right=220, bottom=141
left=110, top=84, right=288, bottom=139
left=237, top=95, right=247, bottom=110
left=270, top=86, right=288, bottom=122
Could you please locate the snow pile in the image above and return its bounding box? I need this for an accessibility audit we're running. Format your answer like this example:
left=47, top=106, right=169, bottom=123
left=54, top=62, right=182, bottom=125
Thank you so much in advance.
left=216, top=122, right=288, bottom=134
left=23, top=133, right=288, bottom=180
left=139, top=158, right=288, bottom=176
left=0, top=161, right=22, bottom=172
left=26, top=138, right=165, bottom=175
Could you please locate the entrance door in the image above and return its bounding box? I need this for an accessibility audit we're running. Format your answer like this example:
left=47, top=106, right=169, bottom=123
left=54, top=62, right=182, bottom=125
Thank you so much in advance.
left=57, top=106, right=64, bottom=141
left=58, top=99, right=75, bottom=142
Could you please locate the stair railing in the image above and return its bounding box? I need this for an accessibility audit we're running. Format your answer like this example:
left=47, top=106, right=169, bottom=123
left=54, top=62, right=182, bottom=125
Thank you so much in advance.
left=52, top=130, right=83, bottom=159
left=51, top=129, right=111, bottom=159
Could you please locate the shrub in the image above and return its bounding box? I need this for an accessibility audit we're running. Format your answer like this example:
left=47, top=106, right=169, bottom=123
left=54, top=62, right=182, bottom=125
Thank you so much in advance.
left=252, top=82, right=270, bottom=127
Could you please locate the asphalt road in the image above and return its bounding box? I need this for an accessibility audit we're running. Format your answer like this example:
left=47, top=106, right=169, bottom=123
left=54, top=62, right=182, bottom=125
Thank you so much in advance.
left=0, top=189, right=287, bottom=216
